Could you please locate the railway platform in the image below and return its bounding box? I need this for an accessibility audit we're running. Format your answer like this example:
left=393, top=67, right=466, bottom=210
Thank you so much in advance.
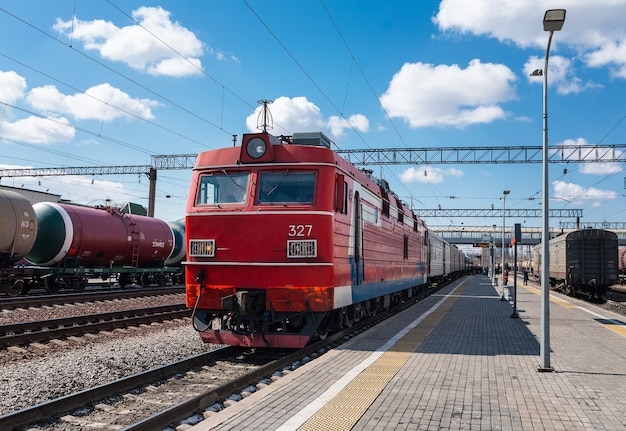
left=188, top=274, right=626, bottom=431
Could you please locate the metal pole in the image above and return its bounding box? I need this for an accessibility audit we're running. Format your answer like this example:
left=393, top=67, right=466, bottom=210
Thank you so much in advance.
left=500, top=193, right=508, bottom=300
left=491, top=224, right=498, bottom=289
left=512, top=240, right=519, bottom=318
left=539, top=31, right=555, bottom=372
left=147, top=167, right=157, bottom=217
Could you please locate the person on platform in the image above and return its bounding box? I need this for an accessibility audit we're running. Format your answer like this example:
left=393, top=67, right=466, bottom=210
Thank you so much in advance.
left=523, top=269, right=529, bottom=285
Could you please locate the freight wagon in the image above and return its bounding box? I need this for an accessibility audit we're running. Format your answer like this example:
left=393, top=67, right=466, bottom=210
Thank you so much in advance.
left=531, top=228, right=618, bottom=298
left=0, top=189, right=185, bottom=295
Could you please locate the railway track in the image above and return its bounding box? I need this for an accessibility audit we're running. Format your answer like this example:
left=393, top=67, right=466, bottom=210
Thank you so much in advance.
left=0, top=280, right=445, bottom=431
left=598, top=285, right=626, bottom=315
left=0, top=304, right=190, bottom=349
left=0, top=286, right=184, bottom=310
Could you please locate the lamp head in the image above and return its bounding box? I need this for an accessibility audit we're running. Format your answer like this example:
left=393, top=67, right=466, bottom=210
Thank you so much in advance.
left=543, top=9, right=566, bottom=32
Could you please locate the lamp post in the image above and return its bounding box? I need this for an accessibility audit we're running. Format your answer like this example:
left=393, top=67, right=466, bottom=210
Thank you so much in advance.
left=536, top=8, right=566, bottom=372
left=500, top=190, right=510, bottom=300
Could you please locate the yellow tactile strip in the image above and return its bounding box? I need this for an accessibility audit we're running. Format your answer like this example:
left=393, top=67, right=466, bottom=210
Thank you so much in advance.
left=522, top=284, right=577, bottom=308
left=603, top=323, right=626, bottom=337
left=297, top=282, right=467, bottom=431
left=523, top=284, right=626, bottom=338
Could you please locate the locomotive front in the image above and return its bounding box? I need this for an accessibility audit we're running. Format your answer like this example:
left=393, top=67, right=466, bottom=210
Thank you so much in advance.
left=185, top=132, right=344, bottom=348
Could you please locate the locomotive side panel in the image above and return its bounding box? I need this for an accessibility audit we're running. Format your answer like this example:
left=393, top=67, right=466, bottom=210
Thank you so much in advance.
left=355, top=186, right=425, bottom=301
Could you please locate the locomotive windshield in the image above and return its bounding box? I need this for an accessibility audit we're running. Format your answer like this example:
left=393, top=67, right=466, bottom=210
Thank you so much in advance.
left=258, top=171, right=315, bottom=204
left=197, top=171, right=249, bottom=205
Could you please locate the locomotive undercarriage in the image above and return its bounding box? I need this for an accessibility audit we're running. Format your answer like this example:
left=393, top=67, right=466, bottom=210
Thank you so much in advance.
left=195, top=284, right=425, bottom=347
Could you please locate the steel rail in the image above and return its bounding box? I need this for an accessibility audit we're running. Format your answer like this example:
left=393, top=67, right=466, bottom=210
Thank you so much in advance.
left=0, top=347, right=240, bottom=430
left=0, top=304, right=189, bottom=347
left=0, top=286, right=184, bottom=310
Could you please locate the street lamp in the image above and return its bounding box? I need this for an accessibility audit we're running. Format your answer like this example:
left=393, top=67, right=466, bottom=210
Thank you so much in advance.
left=536, top=8, right=566, bottom=372
left=500, top=190, right=510, bottom=300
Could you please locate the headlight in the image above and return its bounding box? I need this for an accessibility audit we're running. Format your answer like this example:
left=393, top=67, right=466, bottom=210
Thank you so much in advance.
left=189, top=239, right=215, bottom=257
left=246, top=137, right=267, bottom=159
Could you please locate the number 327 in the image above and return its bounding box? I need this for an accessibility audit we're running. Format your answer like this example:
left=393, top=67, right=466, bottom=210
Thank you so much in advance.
left=288, top=224, right=313, bottom=237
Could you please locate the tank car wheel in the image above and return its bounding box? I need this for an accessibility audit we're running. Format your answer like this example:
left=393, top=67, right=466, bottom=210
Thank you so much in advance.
left=8, top=279, right=25, bottom=296
left=118, top=274, right=131, bottom=289
left=44, top=277, right=58, bottom=294
left=140, top=272, right=152, bottom=289
left=75, top=278, right=87, bottom=292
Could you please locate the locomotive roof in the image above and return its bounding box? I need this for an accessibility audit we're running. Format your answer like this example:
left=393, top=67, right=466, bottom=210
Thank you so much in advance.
left=193, top=132, right=424, bottom=227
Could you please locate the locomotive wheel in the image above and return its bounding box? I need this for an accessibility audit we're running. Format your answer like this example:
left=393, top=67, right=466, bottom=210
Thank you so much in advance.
left=8, top=279, right=25, bottom=296
left=343, top=314, right=354, bottom=328
left=342, top=308, right=354, bottom=328
left=317, top=326, right=329, bottom=340
left=44, top=277, right=58, bottom=294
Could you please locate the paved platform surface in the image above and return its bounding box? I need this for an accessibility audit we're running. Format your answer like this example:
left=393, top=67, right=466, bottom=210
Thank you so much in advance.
left=188, top=274, right=626, bottom=430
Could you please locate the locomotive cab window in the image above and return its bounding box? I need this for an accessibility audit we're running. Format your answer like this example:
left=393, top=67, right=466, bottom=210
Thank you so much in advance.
left=258, top=171, right=315, bottom=204
left=196, top=172, right=249, bottom=205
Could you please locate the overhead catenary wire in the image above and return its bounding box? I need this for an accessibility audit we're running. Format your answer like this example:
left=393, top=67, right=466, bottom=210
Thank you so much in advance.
left=0, top=5, right=235, bottom=141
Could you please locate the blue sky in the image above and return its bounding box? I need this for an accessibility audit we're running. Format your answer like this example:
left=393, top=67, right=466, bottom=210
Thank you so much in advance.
left=1, top=0, right=625, bottom=232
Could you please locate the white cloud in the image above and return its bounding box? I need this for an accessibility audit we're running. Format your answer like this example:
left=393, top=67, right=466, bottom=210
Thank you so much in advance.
left=147, top=57, right=203, bottom=77
left=0, top=116, right=75, bottom=144
left=586, top=40, right=626, bottom=79
left=53, top=6, right=206, bottom=77
left=524, top=56, right=601, bottom=95
left=434, top=0, right=626, bottom=82
left=26, top=83, right=160, bottom=121
left=247, top=96, right=324, bottom=135
left=0, top=70, right=77, bottom=145
left=400, top=166, right=464, bottom=184
left=246, top=96, right=369, bottom=140
left=380, top=59, right=517, bottom=128
left=434, top=0, right=540, bottom=47
left=552, top=179, right=618, bottom=203
left=0, top=70, right=27, bottom=104
left=327, top=114, right=369, bottom=138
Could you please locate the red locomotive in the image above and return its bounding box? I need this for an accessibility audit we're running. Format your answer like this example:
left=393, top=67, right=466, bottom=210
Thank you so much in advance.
left=184, top=127, right=447, bottom=348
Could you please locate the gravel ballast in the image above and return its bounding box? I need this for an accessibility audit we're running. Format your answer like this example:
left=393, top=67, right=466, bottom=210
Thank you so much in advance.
left=0, top=321, right=216, bottom=416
